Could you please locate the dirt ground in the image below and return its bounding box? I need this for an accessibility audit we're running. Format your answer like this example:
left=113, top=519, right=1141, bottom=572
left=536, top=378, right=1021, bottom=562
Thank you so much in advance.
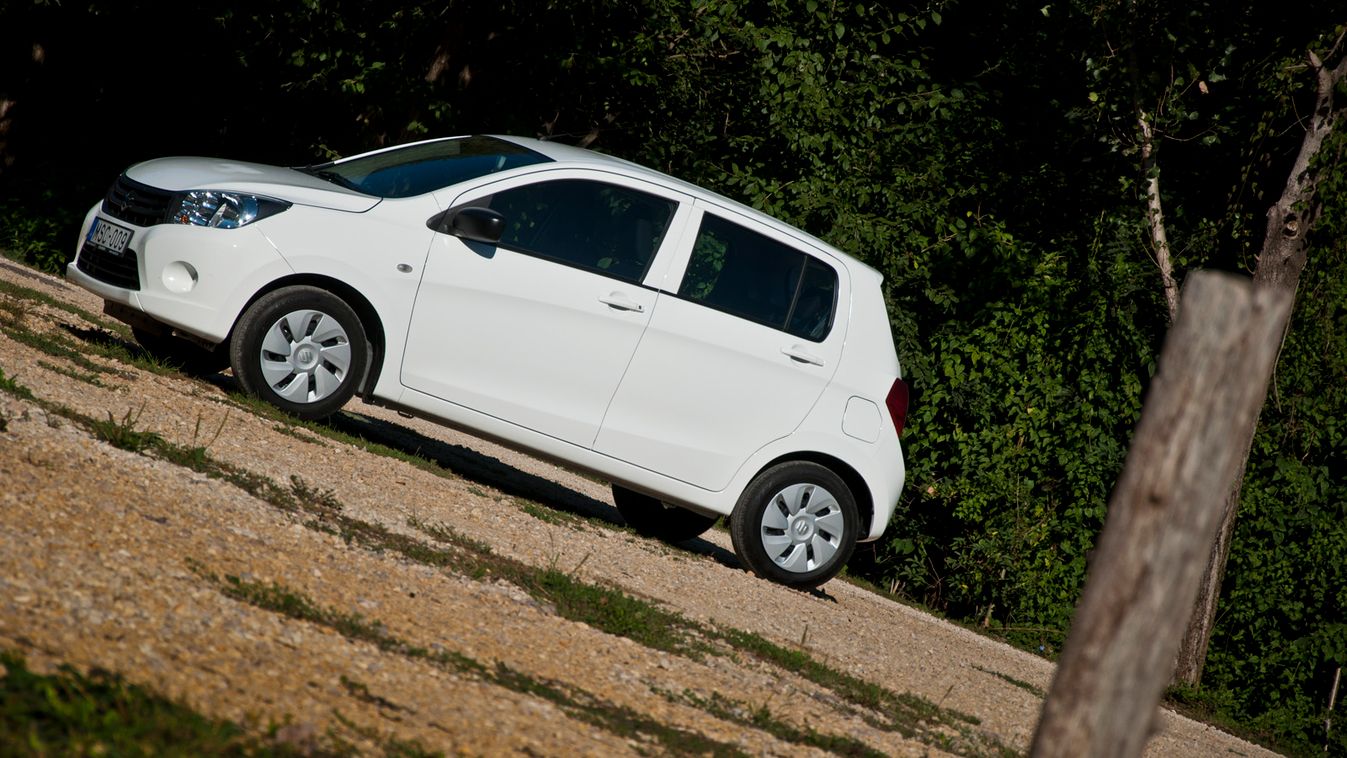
left=0, top=258, right=1273, bottom=756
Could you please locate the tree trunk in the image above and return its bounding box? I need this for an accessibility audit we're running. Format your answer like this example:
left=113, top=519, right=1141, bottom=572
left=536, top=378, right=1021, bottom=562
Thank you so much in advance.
left=1172, top=47, right=1347, bottom=687
left=1030, top=271, right=1292, bottom=758
left=1139, top=111, right=1180, bottom=323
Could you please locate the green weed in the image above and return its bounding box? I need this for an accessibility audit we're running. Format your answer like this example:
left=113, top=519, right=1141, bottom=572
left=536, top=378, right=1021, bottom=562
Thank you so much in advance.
left=89, top=406, right=163, bottom=454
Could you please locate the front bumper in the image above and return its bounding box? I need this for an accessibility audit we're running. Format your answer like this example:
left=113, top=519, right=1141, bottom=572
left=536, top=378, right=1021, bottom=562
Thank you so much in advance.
left=68, top=203, right=294, bottom=344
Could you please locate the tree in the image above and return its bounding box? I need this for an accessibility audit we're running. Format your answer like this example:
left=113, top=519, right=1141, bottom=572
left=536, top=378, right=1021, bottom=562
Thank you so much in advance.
left=1031, top=271, right=1291, bottom=758
left=1175, top=33, right=1347, bottom=686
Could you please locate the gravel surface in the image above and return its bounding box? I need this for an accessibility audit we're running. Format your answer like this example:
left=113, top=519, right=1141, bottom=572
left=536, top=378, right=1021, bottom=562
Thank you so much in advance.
left=0, top=258, right=1274, bottom=756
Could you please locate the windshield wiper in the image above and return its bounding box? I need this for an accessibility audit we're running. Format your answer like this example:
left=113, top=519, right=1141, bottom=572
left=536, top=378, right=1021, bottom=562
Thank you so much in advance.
left=304, top=168, right=363, bottom=192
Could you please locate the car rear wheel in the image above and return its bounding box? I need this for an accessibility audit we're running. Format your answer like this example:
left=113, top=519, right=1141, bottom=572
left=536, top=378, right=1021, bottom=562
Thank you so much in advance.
left=612, top=485, right=719, bottom=543
left=131, top=326, right=229, bottom=376
left=229, top=286, right=367, bottom=421
left=730, top=461, right=858, bottom=590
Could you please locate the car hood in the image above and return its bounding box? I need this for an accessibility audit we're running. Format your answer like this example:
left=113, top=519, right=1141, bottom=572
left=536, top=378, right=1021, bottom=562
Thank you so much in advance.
left=125, top=157, right=381, bottom=213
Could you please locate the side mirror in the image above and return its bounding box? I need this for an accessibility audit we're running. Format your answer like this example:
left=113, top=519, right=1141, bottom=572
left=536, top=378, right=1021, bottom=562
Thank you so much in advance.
left=433, top=206, right=505, bottom=244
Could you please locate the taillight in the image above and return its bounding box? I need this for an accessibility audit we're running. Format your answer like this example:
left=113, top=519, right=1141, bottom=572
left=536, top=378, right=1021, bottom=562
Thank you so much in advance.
left=885, top=378, right=909, bottom=437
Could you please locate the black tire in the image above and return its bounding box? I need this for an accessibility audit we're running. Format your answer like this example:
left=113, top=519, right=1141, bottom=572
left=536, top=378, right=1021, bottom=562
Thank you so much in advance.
left=131, top=326, right=229, bottom=376
left=729, top=461, right=859, bottom=590
left=229, top=286, right=367, bottom=421
left=613, top=485, right=719, bottom=543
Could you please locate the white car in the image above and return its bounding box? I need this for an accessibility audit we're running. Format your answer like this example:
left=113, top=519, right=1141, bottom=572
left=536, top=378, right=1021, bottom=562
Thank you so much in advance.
left=68, top=134, right=908, bottom=589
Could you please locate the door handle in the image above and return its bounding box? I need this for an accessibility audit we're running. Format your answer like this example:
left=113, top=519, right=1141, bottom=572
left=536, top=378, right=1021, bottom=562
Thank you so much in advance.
left=781, top=346, right=825, bottom=366
left=598, top=293, right=645, bottom=313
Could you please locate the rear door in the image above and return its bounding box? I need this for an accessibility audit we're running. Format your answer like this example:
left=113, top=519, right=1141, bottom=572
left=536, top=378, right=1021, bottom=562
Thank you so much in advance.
left=594, top=203, right=848, bottom=490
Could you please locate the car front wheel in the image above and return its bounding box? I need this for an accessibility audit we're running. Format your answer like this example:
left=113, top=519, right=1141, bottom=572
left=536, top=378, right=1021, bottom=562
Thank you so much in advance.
left=612, top=485, right=719, bottom=543
left=729, top=462, right=859, bottom=590
left=229, top=286, right=367, bottom=421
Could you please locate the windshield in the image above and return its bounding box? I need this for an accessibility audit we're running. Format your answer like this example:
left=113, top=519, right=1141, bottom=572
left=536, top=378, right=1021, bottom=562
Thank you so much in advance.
left=305, top=136, right=551, bottom=198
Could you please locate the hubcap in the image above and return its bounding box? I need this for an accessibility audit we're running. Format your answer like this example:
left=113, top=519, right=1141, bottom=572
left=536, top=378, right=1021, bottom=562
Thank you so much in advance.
left=758, top=482, right=844, bottom=573
left=258, top=309, right=352, bottom=404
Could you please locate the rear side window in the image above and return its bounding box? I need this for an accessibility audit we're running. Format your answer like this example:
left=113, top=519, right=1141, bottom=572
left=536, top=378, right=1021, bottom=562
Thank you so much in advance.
left=678, top=214, right=837, bottom=341
left=482, top=179, right=676, bottom=283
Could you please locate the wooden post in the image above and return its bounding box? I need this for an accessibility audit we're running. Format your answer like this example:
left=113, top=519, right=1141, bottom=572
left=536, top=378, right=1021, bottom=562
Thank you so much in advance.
left=1030, top=271, right=1292, bottom=758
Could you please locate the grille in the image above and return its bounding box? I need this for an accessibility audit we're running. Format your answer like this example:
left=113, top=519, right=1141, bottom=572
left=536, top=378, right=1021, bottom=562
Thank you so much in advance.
left=76, top=242, right=140, bottom=290
left=102, top=174, right=175, bottom=227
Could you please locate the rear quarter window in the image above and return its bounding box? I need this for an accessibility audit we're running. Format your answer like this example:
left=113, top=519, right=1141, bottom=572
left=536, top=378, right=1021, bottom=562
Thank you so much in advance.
left=678, top=213, right=837, bottom=341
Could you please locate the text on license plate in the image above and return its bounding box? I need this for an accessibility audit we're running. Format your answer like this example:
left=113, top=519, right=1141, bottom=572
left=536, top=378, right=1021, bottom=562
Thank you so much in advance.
left=87, top=218, right=133, bottom=255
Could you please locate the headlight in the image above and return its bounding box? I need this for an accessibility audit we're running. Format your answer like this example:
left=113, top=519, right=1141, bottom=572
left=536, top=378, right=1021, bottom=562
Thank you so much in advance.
left=171, top=191, right=289, bottom=229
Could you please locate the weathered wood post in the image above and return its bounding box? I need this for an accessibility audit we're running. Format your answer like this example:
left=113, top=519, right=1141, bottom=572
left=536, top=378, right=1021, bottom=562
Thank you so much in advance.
left=1029, top=271, right=1292, bottom=758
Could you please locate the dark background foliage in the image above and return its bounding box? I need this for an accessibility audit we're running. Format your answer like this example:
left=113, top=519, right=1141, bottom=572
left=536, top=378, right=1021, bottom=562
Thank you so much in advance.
left=2, top=1, right=1344, bottom=752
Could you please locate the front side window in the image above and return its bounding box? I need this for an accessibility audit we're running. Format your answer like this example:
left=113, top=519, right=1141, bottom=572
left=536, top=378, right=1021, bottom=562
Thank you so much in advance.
left=479, top=179, right=677, bottom=283
left=678, top=214, right=837, bottom=341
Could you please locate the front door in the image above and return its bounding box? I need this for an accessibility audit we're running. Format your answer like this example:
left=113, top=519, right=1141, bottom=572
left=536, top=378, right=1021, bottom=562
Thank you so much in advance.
left=401, top=175, right=687, bottom=448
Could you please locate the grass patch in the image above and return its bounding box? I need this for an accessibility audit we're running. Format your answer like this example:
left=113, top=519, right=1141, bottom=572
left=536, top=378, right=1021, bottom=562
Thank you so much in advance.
left=203, top=571, right=742, bottom=757
left=0, top=366, right=34, bottom=401
left=210, top=570, right=481, bottom=675
left=339, top=675, right=408, bottom=713
left=37, top=359, right=105, bottom=387
left=0, top=318, right=120, bottom=378
left=273, top=422, right=331, bottom=447
left=0, top=278, right=179, bottom=378
left=517, top=498, right=589, bottom=529
left=0, top=294, right=32, bottom=330
left=670, top=689, right=888, bottom=757
left=0, top=276, right=103, bottom=324
left=972, top=665, right=1045, bottom=697
left=711, top=626, right=1012, bottom=755
left=327, top=711, right=441, bottom=758
left=411, top=519, right=708, bottom=657
left=678, top=689, right=889, bottom=753
left=0, top=649, right=300, bottom=755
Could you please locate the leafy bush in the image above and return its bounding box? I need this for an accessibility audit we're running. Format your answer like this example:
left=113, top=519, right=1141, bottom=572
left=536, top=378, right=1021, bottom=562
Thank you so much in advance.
left=0, top=199, right=71, bottom=274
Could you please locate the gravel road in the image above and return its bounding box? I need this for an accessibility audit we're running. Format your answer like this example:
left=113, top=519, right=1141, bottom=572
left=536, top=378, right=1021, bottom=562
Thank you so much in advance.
left=0, top=258, right=1273, bottom=756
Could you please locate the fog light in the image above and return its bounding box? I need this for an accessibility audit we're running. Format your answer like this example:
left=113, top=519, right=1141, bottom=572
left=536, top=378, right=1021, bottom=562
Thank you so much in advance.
left=162, top=261, right=199, bottom=293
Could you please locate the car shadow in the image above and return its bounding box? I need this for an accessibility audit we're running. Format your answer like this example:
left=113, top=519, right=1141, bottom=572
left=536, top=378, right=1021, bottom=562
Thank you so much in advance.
left=60, top=323, right=221, bottom=376
left=322, top=410, right=741, bottom=567
left=328, top=409, right=615, bottom=519
left=61, top=323, right=142, bottom=354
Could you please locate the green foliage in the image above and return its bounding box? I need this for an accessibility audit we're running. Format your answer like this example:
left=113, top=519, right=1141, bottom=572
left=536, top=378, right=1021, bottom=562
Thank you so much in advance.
left=0, top=200, right=70, bottom=274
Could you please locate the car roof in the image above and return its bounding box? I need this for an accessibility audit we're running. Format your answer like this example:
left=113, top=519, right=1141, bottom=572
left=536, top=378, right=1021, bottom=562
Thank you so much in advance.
left=487, top=135, right=881, bottom=278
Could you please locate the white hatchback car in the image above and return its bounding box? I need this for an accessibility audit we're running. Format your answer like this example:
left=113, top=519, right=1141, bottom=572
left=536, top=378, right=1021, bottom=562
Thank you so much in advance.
left=69, top=135, right=907, bottom=588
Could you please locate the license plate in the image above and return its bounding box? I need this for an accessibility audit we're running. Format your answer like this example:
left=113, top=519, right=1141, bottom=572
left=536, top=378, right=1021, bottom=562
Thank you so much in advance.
left=87, top=218, right=133, bottom=255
